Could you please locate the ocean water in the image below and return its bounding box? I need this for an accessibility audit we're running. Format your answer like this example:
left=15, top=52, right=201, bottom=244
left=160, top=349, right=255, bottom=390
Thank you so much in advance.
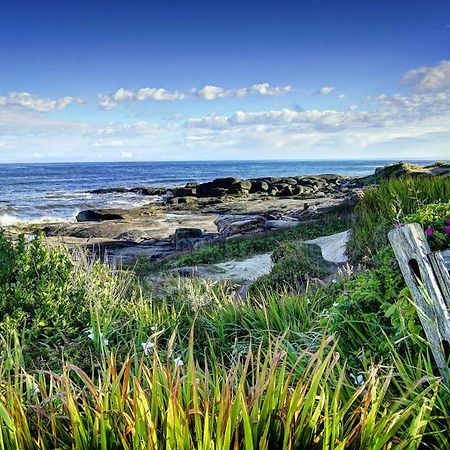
left=0, top=160, right=439, bottom=225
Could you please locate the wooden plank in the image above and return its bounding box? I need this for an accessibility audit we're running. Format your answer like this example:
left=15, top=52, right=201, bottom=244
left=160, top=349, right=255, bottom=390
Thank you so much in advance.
left=429, top=252, right=450, bottom=309
left=442, top=249, right=450, bottom=270
left=388, top=223, right=450, bottom=382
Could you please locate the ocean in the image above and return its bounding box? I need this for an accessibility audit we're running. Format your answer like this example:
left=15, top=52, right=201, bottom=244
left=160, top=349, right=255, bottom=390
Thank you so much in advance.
left=0, top=160, right=439, bottom=225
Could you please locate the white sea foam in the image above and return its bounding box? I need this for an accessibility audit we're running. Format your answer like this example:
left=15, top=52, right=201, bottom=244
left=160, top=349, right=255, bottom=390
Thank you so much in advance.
left=0, top=213, right=71, bottom=227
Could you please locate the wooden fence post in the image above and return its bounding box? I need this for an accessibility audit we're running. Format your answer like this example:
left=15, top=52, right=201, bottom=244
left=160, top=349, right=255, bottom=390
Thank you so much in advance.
left=388, top=223, right=450, bottom=382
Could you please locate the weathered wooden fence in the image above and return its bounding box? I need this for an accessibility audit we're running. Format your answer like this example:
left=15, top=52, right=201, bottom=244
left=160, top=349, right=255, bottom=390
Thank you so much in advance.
left=388, top=223, right=450, bottom=383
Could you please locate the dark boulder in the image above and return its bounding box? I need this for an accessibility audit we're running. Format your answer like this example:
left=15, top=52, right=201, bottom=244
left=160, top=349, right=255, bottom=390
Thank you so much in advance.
left=132, top=187, right=167, bottom=196
left=90, top=187, right=129, bottom=194
left=229, top=180, right=252, bottom=194
left=76, top=209, right=131, bottom=222
left=250, top=180, right=269, bottom=193
left=174, top=228, right=203, bottom=251
left=196, top=182, right=228, bottom=198
left=168, top=196, right=197, bottom=205
left=211, top=177, right=241, bottom=189
left=172, top=187, right=197, bottom=197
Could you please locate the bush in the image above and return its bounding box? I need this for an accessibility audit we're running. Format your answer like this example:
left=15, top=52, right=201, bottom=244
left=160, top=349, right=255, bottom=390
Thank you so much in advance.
left=404, top=202, right=450, bottom=251
left=328, top=248, right=424, bottom=364
left=347, top=177, right=450, bottom=262
left=250, top=241, right=330, bottom=294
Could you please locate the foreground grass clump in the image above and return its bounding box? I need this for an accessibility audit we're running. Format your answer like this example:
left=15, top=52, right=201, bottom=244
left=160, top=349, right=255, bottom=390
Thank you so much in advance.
left=0, top=335, right=447, bottom=450
left=347, top=176, right=450, bottom=262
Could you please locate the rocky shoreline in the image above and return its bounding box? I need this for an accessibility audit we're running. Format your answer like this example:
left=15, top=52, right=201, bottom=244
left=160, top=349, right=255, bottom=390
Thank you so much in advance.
left=5, top=161, right=450, bottom=263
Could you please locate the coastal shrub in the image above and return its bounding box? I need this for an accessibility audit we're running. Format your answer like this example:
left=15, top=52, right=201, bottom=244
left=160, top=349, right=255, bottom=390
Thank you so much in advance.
left=404, top=202, right=450, bottom=250
left=347, top=176, right=450, bottom=262
left=0, top=232, right=139, bottom=368
left=328, top=248, right=424, bottom=365
left=250, top=241, right=330, bottom=295
left=0, top=233, right=87, bottom=341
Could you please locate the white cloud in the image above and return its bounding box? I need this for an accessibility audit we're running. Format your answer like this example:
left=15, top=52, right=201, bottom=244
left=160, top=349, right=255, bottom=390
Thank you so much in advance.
left=318, top=86, right=335, bottom=95
left=120, top=151, right=134, bottom=159
left=250, top=83, right=292, bottom=96
left=0, top=92, right=84, bottom=112
left=402, top=60, right=450, bottom=92
left=196, top=85, right=228, bottom=100
left=98, top=83, right=292, bottom=108
left=93, top=139, right=127, bottom=148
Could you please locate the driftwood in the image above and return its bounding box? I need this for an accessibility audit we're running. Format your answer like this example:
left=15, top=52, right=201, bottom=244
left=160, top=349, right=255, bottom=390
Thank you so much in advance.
left=388, top=223, right=450, bottom=382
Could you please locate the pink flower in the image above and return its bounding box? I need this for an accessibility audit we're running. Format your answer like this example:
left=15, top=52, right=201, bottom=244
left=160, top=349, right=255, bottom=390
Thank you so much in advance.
left=393, top=222, right=402, bottom=229
left=425, top=227, right=435, bottom=236
left=445, top=225, right=450, bottom=235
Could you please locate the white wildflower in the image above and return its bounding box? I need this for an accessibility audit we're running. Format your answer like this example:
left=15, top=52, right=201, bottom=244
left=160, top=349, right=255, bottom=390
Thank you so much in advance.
left=150, top=326, right=157, bottom=332
left=141, top=341, right=154, bottom=355
left=174, top=357, right=184, bottom=367
left=85, top=328, right=94, bottom=340
left=85, top=328, right=107, bottom=345
left=350, top=373, right=365, bottom=386
left=332, top=302, right=339, bottom=307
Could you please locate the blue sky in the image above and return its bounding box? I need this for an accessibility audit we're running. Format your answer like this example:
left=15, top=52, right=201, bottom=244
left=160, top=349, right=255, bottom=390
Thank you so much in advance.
left=0, top=0, right=449, bottom=162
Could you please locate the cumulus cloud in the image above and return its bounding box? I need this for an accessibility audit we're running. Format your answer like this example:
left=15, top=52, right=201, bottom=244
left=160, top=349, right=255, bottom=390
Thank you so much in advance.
left=98, top=83, right=292, bottom=109
left=184, top=84, right=450, bottom=144
left=0, top=92, right=84, bottom=112
left=98, top=87, right=186, bottom=110
left=402, top=60, right=450, bottom=92
left=318, top=86, right=335, bottom=95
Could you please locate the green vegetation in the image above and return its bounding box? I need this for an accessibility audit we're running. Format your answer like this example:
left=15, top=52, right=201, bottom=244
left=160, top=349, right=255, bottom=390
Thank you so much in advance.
left=347, top=176, right=450, bottom=262
left=250, top=241, right=330, bottom=294
left=150, top=218, right=348, bottom=271
left=0, top=175, right=450, bottom=448
left=405, top=202, right=450, bottom=250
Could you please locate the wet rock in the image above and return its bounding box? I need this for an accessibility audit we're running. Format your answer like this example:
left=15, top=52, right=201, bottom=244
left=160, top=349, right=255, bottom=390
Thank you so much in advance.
left=277, top=185, right=295, bottom=197
left=196, top=182, right=228, bottom=198
left=115, top=230, right=151, bottom=244
left=131, top=187, right=167, bottom=196
left=250, top=180, right=269, bottom=193
left=265, top=219, right=300, bottom=229
left=168, top=196, right=197, bottom=205
left=76, top=209, right=132, bottom=222
left=172, top=187, right=197, bottom=197
left=215, top=214, right=266, bottom=236
left=174, top=227, right=203, bottom=251
left=90, top=187, right=129, bottom=194
left=212, top=177, right=241, bottom=189
left=229, top=180, right=252, bottom=194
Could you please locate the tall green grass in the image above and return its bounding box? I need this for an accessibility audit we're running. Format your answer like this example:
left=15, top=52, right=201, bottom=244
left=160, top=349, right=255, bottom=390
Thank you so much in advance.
left=0, top=335, right=446, bottom=449
left=347, top=176, right=450, bottom=262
